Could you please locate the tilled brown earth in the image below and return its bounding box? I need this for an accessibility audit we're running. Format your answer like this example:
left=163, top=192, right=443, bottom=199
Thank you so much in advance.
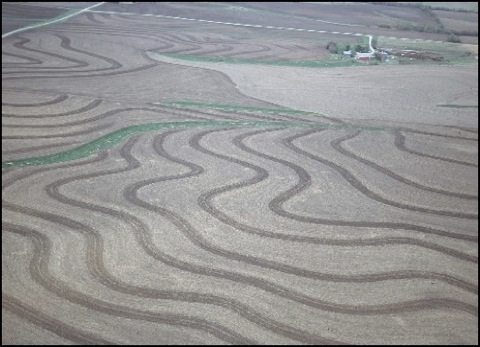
left=2, top=3, right=478, bottom=345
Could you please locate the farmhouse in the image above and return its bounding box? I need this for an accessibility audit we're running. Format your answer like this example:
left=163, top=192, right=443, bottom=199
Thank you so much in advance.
left=355, top=52, right=373, bottom=62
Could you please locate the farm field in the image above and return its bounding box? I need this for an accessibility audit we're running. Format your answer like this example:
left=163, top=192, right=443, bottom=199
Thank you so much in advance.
left=2, top=2, right=478, bottom=345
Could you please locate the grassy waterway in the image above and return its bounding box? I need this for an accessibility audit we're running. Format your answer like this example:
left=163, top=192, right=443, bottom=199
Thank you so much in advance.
left=2, top=120, right=388, bottom=170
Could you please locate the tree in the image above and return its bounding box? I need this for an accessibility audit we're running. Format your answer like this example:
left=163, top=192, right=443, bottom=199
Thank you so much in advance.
left=326, top=41, right=338, bottom=54
left=447, top=33, right=461, bottom=43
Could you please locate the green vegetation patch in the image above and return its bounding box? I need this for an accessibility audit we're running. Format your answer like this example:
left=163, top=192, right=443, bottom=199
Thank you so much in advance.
left=2, top=121, right=387, bottom=170
left=160, top=52, right=364, bottom=68
left=165, top=100, right=318, bottom=115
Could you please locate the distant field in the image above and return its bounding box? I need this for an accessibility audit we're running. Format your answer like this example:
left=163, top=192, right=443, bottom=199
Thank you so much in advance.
left=434, top=9, right=478, bottom=34
left=400, top=2, right=478, bottom=12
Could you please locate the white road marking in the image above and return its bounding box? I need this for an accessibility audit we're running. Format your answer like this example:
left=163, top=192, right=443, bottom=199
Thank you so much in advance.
left=79, top=7, right=443, bottom=46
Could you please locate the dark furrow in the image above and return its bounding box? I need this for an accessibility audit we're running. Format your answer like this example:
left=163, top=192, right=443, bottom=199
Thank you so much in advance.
left=3, top=33, right=122, bottom=74
left=443, top=125, right=478, bottom=134
left=42, top=26, right=177, bottom=51
left=7, top=36, right=88, bottom=69
left=285, top=129, right=478, bottom=221
left=233, top=128, right=477, bottom=242
left=2, top=295, right=116, bottom=345
left=394, top=129, right=478, bottom=168
left=85, top=12, right=105, bottom=24
left=2, top=99, right=102, bottom=119
left=154, top=103, right=324, bottom=124
left=2, top=134, right=347, bottom=344
left=222, top=43, right=272, bottom=58
left=2, top=51, right=43, bottom=65
left=333, top=130, right=478, bottom=202
left=147, top=104, right=276, bottom=122
left=163, top=32, right=212, bottom=44
left=2, top=141, right=78, bottom=155
left=192, top=128, right=477, bottom=264
left=3, top=222, right=256, bottom=345
left=3, top=131, right=477, bottom=318
left=2, top=122, right=114, bottom=140
left=54, top=33, right=122, bottom=69
left=2, top=94, right=68, bottom=107
left=160, top=45, right=203, bottom=55
left=1, top=153, right=257, bottom=345
left=42, top=24, right=180, bottom=41
left=2, top=61, right=160, bottom=81
left=2, top=106, right=210, bottom=128
left=40, top=133, right=346, bottom=344
left=399, top=127, right=478, bottom=141
left=1, top=135, right=347, bottom=344
left=194, top=44, right=236, bottom=56
left=122, top=129, right=478, bottom=312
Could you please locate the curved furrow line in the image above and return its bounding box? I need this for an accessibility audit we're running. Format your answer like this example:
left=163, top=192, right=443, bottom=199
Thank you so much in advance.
left=6, top=36, right=89, bottom=69
left=271, top=43, right=300, bottom=58
left=159, top=45, right=204, bottom=55
left=3, top=132, right=477, bottom=318
left=2, top=106, right=210, bottom=129
left=2, top=34, right=121, bottom=74
left=181, top=33, right=231, bottom=44
left=285, top=129, right=478, bottom=221
left=2, top=51, right=43, bottom=65
left=149, top=104, right=281, bottom=122
left=192, top=128, right=477, bottom=265
left=40, top=132, right=347, bottom=345
left=123, top=129, right=478, bottom=312
left=161, top=32, right=213, bottom=45
left=147, top=128, right=478, bottom=289
left=2, top=94, right=68, bottom=107
left=44, top=23, right=176, bottom=40
left=234, top=129, right=477, bottom=242
left=1, top=135, right=349, bottom=344
left=193, top=44, right=236, bottom=57
left=1, top=152, right=257, bottom=345
left=54, top=33, right=121, bottom=70
left=394, top=129, right=478, bottom=168
left=2, top=99, right=102, bottom=119
left=0, top=135, right=345, bottom=344
left=85, top=12, right=105, bottom=24
left=3, top=221, right=256, bottom=345
left=152, top=34, right=204, bottom=54
left=2, top=295, right=116, bottom=345
left=444, top=125, right=478, bottom=135
left=399, top=127, right=478, bottom=141
left=222, top=43, right=273, bottom=58
left=156, top=102, right=323, bottom=124
left=202, top=107, right=325, bottom=124
left=2, top=122, right=114, bottom=140
left=2, top=61, right=160, bottom=81
left=333, top=130, right=478, bottom=202
left=2, top=141, right=79, bottom=156
left=42, top=26, right=177, bottom=51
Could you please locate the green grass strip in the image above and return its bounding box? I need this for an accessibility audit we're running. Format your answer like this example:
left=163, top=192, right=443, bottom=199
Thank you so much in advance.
left=2, top=120, right=387, bottom=170
left=164, top=100, right=317, bottom=115
left=160, top=52, right=364, bottom=68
